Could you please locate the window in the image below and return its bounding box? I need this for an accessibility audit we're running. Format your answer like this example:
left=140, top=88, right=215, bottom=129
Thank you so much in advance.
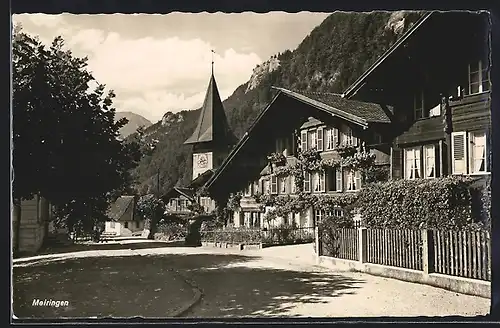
left=343, top=126, right=357, bottom=147
left=244, top=183, right=252, bottom=196
left=423, top=144, right=436, bottom=178
left=317, top=127, right=324, bottom=151
left=308, top=130, right=317, bottom=150
left=312, top=171, right=325, bottom=192
left=303, top=172, right=311, bottom=192
left=404, top=147, right=421, bottom=180
left=270, top=176, right=278, bottom=194
left=290, top=175, right=296, bottom=193
left=314, top=210, right=334, bottom=225
left=468, top=60, right=490, bottom=95
left=253, top=181, right=259, bottom=195
left=244, top=212, right=251, bottom=227
left=336, top=168, right=343, bottom=192
left=469, top=131, right=487, bottom=174
left=124, top=222, right=129, bottom=229
left=345, top=169, right=361, bottom=191
left=325, top=128, right=339, bottom=150
left=110, top=222, right=115, bottom=229
left=414, top=91, right=424, bottom=120
left=300, top=131, right=307, bottom=152
left=263, top=179, right=270, bottom=194
left=252, top=212, right=261, bottom=228
left=279, top=177, right=287, bottom=194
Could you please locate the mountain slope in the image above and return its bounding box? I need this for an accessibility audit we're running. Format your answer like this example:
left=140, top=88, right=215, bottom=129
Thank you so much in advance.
left=130, top=11, right=425, bottom=195
left=115, top=111, right=152, bottom=138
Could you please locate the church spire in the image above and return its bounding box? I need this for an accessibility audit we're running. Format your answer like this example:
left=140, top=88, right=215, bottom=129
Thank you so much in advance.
left=184, top=52, right=236, bottom=146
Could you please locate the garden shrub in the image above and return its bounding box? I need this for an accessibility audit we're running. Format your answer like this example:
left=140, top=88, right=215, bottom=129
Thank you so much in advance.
left=317, top=214, right=356, bottom=257
left=154, top=221, right=188, bottom=241
left=356, top=176, right=488, bottom=230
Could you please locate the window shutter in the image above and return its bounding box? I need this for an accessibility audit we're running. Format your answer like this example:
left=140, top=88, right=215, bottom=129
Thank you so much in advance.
left=317, top=127, right=324, bottom=151
left=333, top=128, right=339, bottom=148
left=301, top=131, right=307, bottom=152
left=355, top=171, right=362, bottom=190
left=320, top=171, right=326, bottom=192
left=271, top=176, right=278, bottom=194
left=303, top=172, right=311, bottom=192
left=335, top=168, right=343, bottom=192
left=451, top=131, right=467, bottom=174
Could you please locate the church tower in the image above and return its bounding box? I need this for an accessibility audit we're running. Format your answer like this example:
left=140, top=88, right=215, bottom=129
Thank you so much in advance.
left=184, top=58, right=236, bottom=181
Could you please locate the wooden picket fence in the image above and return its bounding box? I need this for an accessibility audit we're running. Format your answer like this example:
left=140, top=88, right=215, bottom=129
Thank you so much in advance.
left=432, top=230, right=491, bottom=281
left=321, top=228, right=359, bottom=261
left=319, top=227, right=491, bottom=282
left=366, top=229, right=423, bottom=271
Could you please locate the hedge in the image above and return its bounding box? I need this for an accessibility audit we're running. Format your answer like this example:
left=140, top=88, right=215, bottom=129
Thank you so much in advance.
left=356, top=176, right=490, bottom=230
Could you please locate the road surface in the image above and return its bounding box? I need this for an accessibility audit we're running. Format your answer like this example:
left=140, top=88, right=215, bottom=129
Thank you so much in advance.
left=13, top=241, right=490, bottom=318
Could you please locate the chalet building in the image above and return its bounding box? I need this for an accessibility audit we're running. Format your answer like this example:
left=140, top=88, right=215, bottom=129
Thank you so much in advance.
left=104, top=196, right=143, bottom=237
left=163, top=68, right=237, bottom=216
left=202, top=11, right=491, bottom=229
left=203, top=88, right=392, bottom=229
left=342, top=11, right=491, bottom=185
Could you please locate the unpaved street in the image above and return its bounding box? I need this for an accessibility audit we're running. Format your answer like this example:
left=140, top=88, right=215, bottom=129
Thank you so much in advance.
left=13, top=241, right=490, bottom=318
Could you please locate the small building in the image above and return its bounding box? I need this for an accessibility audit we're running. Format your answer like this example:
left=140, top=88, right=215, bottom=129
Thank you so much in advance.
left=12, top=194, right=52, bottom=255
left=104, top=196, right=143, bottom=237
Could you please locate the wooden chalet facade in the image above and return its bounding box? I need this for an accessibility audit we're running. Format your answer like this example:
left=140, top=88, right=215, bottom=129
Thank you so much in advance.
left=342, top=11, right=491, bottom=185
left=204, top=88, right=392, bottom=228
left=202, top=11, right=491, bottom=229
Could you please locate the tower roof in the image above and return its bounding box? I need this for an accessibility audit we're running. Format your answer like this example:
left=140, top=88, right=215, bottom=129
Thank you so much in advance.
left=184, top=73, right=236, bottom=145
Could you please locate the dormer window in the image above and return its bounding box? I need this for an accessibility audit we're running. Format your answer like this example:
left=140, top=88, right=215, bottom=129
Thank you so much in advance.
left=468, top=60, right=490, bottom=95
left=414, top=90, right=440, bottom=120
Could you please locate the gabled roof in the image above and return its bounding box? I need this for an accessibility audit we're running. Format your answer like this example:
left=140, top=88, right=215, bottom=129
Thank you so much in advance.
left=277, top=88, right=392, bottom=124
left=173, top=187, right=195, bottom=201
left=184, top=73, right=237, bottom=145
left=107, top=196, right=135, bottom=222
left=342, top=11, right=434, bottom=99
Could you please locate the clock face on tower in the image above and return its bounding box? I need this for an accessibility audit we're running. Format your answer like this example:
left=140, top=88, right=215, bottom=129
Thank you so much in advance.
left=197, top=154, right=208, bottom=168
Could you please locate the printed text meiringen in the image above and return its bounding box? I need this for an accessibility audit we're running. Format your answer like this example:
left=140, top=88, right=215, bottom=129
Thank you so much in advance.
left=32, top=299, right=69, bottom=308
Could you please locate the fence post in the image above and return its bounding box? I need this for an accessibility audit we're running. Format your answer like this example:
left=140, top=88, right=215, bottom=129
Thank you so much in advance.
left=422, top=229, right=435, bottom=274
left=315, top=226, right=321, bottom=259
left=358, top=227, right=367, bottom=263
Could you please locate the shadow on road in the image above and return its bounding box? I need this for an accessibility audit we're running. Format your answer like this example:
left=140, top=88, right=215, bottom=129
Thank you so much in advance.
left=13, top=253, right=363, bottom=319
left=159, top=254, right=364, bottom=318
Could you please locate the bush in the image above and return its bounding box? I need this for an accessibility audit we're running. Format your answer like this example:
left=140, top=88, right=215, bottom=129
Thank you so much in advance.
left=154, top=221, right=188, bottom=241
left=317, top=215, right=356, bottom=257
left=356, top=176, right=488, bottom=230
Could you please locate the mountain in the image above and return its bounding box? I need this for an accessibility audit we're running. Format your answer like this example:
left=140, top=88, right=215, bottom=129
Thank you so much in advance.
left=129, top=11, right=426, bottom=195
left=115, top=111, right=152, bottom=138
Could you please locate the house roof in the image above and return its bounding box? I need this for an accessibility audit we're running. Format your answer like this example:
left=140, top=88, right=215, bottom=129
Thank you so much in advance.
left=107, top=196, right=135, bottom=222
left=278, top=88, right=393, bottom=124
left=204, top=87, right=390, bottom=191
left=184, top=73, right=237, bottom=145
left=162, top=187, right=195, bottom=203
left=188, top=169, right=214, bottom=189
left=342, top=11, right=434, bottom=99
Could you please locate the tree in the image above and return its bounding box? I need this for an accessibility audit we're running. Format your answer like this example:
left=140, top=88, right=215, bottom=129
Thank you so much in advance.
left=12, top=27, right=143, bottom=249
left=136, top=194, right=166, bottom=239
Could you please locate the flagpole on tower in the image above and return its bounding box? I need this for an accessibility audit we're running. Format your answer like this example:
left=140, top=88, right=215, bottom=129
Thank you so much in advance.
left=211, top=49, right=215, bottom=75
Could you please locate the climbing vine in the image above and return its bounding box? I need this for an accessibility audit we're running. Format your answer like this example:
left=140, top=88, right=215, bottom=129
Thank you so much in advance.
left=251, top=144, right=379, bottom=223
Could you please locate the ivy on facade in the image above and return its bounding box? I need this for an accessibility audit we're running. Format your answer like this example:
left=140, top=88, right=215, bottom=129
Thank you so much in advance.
left=225, top=143, right=380, bottom=224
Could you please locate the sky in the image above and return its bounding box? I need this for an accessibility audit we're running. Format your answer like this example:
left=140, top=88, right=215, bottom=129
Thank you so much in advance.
left=12, top=12, right=330, bottom=122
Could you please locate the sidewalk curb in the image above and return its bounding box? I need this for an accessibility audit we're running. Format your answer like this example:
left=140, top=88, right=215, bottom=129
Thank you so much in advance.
left=169, top=270, right=203, bottom=317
